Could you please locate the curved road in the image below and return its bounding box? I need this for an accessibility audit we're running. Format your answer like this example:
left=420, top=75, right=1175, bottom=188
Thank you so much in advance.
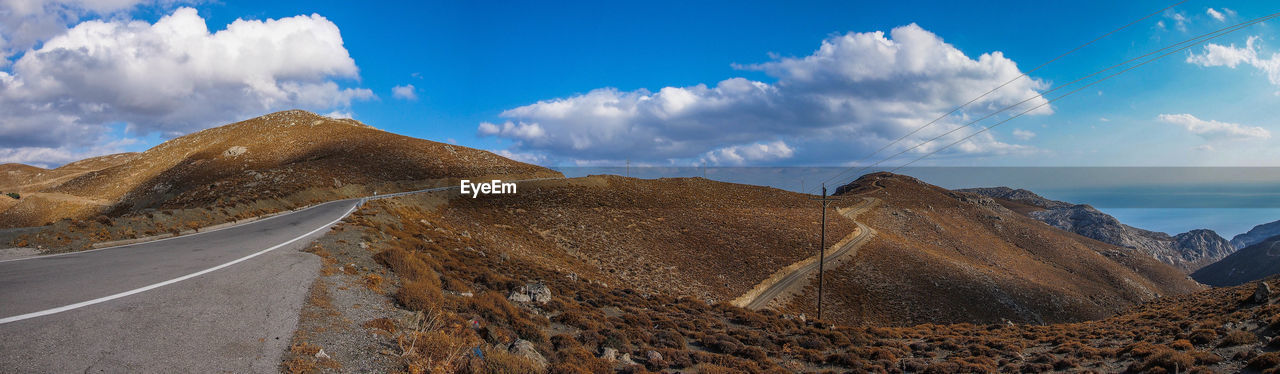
left=0, top=198, right=362, bottom=372
left=743, top=196, right=879, bottom=311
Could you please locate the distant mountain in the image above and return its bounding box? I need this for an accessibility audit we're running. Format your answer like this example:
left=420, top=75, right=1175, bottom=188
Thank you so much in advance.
left=1230, top=219, right=1280, bottom=249
left=959, top=187, right=1235, bottom=272
left=1192, top=235, right=1280, bottom=286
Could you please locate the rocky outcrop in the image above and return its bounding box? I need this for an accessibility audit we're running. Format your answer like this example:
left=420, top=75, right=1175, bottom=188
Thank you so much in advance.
left=962, top=187, right=1235, bottom=272
left=507, top=283, right=552, bottom=304
left=957, top=187, right=1072, bottom=210
left=1230, top=220, right=1280, bottom=249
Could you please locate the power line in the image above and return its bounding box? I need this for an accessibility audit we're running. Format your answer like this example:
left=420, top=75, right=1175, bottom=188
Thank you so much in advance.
left=809, top=0, right=1186, bottom=194
left=888, top=11, right=1280, bottom=173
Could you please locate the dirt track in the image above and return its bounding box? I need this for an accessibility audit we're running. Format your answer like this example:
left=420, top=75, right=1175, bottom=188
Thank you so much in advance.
left=737, top=195, right=880, bottom=311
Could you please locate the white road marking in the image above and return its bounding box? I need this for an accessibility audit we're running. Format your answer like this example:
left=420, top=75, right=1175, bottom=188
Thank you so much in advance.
left=0, top=201, right=360, bottom=325
left=0, top=177, right=560, bottom=324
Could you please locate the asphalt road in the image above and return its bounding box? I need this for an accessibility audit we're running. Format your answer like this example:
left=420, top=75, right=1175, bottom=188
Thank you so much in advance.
left=0, top=198, right=362, bottom=373
left=744, top=197, right=880, bottom=311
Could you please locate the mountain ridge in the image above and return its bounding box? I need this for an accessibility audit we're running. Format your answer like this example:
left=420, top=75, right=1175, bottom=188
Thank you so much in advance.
left=959, top=186, right=1235, bottom=272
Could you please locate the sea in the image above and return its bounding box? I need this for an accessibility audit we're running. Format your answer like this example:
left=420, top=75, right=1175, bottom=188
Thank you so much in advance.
left=553, top=166, right=1280, bottom=239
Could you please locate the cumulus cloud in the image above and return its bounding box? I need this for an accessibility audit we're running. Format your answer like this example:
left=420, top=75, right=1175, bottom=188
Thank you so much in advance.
left=0, top=0, right=156, bottom=64
left=392, top=84, right=417, bottom=100
left=0, top=135, right=139, bottom=168
left=0, top=7, right=372, bottom=165
left=1012, top=129, right=1036, bottom=140
left=1158, top=114, right=1270, bottom=143
left=1187, top=36, right=1280, bottom=86
left=1206, top=8, right=1225, bottom=22
left=480, top=24, right=1049, bottom=165
left=700, top=140, right=794, bottom=166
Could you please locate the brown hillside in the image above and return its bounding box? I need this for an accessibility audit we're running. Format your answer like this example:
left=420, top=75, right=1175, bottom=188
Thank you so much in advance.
left=0, top=153, right=137, bottom=193
left=426, top=175, right=856, bottom=303
left=298, top=186, right=1279, bottom=373
left=0, top=110, right=559, bottom=229
left=784, top=172, right=1203, bottom=326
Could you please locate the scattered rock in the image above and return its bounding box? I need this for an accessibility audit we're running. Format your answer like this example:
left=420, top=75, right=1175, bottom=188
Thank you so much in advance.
left=1255, top=282, right=1271, bottom=303
left=507, top=291, right=531, bottom=303
left=223, top=146, right=247, bottom=157
left=620, top=353, right=637, bottom=366
left=315, top=349, right=331, bottom=360
left=600, top=347, right=618, bottom=361
left=508, top=283, right=552, bottom=304
left=509, top=339, right=547, bottom=368
left=646, top=350, right=662, bottom=362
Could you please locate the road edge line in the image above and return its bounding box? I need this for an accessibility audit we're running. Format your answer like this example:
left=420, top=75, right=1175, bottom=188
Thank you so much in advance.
left=0, top=201, right=361, bottom=325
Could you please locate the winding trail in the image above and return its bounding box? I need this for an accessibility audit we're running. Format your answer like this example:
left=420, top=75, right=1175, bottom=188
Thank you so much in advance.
left=734, top=195, right=880, bottom=311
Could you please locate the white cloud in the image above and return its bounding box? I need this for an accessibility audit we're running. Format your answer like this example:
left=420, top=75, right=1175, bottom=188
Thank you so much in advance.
left=1207, top=8, right=1225, bottom=22
left=1011, top=129, right=1036, bottom=140
left=1187, top=36, right=1280, bottom=86
left=0, top=7, right=372, bottom=165
left=1164, top=11, right=1189, bottom=31
left=0, top=135, right=139, bottom=168
left=480, top=24, right=1049, bottom=165
left=0, top=0, right=156, bottom=64
left=324, top=110, right=353, bottom=119
left=1158, top=113, right=1270, bottom=142
left=1193, top=144, right=1215, bottom=152
left=700, top=140, right=794, bottom=166
left=392, top=84, right=417, bottom=101
left=492, top=149, right=545, bottom=164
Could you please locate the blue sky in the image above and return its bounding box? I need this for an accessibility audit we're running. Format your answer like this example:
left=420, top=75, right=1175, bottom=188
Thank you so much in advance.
left=2, top=0, right=1279, bottom=170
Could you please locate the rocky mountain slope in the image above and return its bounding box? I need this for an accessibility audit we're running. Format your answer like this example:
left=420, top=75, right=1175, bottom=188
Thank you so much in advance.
left=960, top=186, right=1235, bottom=272
left=783, top=173, right=1202, bottom=326
left=1232, top=220, right=1280, bottom=249
left=1194, top=235, right=1280, bottom=286
left=0, top=110, right=559, bottom=229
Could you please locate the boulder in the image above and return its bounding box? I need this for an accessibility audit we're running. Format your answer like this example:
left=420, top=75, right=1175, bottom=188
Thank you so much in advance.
left=509, top=339, right=547, bottom=368
left=646, top=350, right=663, bottom=363
left=600, top=347, right=618, bottom=361
left=508, top=283, right=552, bottom=304
left=1255, top=281, right=1272, bottom=304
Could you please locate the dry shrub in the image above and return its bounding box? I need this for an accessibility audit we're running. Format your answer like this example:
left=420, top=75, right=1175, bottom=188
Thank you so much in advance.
left=469, top=347, right=540, bottom=374
left=1191, top=350, right=1223, bottom=365
left=1135, top=349, right=1194, bottom=373
left=1219, top=330, right=1256, bottom=347
left=399, top=312, right=477, bottom=373
left=362, top=273, right=384, bottom=293
left=363, top=317, right=398, bottom=334
left=1249, top=352, right=1280, bottom=371
left=1169, top=339, right=1193, bottom=351
left=375, top=246, right=436, bottom=281
left=1187, top=329, right=1216, bottom=345
left=397, top=279, right=444, bottom=312
left=692, top=363, right=739, bottom=374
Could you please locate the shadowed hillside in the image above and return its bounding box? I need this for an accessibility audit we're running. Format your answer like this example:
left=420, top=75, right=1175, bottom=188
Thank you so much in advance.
left=1195, top=235, right=1280, bottom=286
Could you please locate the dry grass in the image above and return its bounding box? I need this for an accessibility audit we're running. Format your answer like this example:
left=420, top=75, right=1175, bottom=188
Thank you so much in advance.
left=345, top=183, right=1280, bottom=373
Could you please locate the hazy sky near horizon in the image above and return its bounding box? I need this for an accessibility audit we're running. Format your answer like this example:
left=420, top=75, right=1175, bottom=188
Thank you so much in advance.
left=3, top=0, right=1280, bottom=174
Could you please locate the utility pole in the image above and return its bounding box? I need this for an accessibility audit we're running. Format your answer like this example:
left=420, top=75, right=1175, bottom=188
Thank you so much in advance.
left=810, top=183, right=840, bottom=321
